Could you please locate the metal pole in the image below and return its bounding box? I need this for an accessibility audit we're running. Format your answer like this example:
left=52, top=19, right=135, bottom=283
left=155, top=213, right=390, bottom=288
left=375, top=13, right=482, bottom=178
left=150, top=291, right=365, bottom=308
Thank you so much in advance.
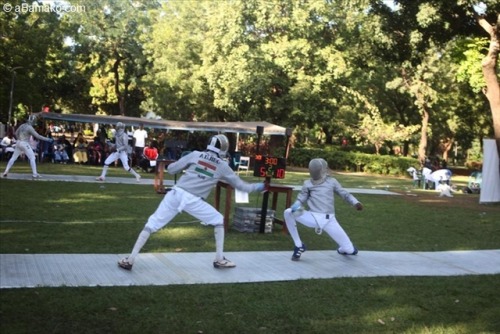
left=256, top=126, right=269, bottom=233
left=7, top=66, right=23, bottom=126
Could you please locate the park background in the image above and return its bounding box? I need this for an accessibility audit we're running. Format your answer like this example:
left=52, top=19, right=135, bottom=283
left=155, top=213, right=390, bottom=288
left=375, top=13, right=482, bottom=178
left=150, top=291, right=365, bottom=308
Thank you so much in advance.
left=1, top=1, right=500, bottom=333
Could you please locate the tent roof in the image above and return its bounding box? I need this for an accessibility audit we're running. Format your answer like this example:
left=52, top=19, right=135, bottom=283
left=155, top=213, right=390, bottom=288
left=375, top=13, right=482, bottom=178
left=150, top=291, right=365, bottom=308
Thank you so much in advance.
left=39, top=112, right=287, bottom=136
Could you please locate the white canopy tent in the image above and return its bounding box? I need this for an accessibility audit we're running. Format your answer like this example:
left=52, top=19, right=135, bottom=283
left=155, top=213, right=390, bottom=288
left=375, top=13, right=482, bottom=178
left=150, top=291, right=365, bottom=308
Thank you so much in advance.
left=38, top=112, right=288, bottom=136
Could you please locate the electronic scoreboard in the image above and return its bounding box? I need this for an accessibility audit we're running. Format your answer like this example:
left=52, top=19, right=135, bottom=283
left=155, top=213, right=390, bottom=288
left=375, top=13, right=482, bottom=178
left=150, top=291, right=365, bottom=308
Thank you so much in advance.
left=253, top=155, right=286, bottom=179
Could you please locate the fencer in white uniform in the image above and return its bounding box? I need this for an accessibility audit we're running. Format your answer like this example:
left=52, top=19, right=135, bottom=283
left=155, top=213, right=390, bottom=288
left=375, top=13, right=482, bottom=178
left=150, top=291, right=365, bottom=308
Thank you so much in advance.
left=96, top=122, right=141, bottom=182
left=118, top=134, right=266, bottom=270
left=2, top=113, right=52, bottom=179
left=284, top=158, right=363, bottom=261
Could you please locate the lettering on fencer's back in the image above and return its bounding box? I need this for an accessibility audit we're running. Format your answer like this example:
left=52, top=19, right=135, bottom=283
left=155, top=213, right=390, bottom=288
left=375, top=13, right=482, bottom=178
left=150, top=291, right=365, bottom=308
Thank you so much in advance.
left=194, top=152, right=222, bottom=179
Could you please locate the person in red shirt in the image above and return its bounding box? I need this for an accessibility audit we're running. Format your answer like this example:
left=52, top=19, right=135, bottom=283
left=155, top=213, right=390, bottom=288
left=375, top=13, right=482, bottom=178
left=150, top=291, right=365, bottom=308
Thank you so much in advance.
left=139, top=140, right=159, bottom=173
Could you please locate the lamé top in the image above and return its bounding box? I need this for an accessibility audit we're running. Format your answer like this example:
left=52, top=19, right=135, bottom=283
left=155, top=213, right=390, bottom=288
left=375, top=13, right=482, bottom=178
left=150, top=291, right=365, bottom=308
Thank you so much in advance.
left=294, top=177, right=360, bottom=214
left=167, top=150, right=262, bottom=199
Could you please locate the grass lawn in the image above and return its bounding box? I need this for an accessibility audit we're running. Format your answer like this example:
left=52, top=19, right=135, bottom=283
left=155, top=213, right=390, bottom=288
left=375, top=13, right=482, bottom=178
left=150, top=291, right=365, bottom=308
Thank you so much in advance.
left=0, top=160, right=499, bottom=334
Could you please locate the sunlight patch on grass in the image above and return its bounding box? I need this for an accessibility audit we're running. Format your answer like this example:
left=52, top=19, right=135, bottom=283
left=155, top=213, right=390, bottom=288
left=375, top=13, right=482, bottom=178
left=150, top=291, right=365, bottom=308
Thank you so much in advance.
left=403, top=324, right=471, bottom=334
left=0, top=228, right=18, bottom=235
left=418, top=198, right=453, bottom=203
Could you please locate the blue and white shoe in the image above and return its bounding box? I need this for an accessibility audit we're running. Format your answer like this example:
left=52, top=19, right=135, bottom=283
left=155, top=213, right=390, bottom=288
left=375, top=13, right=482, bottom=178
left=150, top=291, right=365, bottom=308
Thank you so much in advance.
left=291, top=244, right=306, bottom=261
left=337, top=247, right=358, bottom=255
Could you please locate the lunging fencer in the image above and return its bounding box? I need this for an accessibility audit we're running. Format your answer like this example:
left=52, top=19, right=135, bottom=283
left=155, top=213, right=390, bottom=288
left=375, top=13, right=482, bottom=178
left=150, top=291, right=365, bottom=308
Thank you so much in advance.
left=118, top=134, right=267, bottom=270
left=2, top=113, right=53, bottom=179
left=284, top=158, right=363, bottom=261
left=96, top=122, right=141, bottom=182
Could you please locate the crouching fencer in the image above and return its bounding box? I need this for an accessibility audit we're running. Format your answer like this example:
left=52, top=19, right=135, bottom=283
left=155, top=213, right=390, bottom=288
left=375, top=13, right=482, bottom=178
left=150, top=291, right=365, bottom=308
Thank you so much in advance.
left=284, top=158, right=363, bottom=261
left=118, top=134, right=267, bottom=270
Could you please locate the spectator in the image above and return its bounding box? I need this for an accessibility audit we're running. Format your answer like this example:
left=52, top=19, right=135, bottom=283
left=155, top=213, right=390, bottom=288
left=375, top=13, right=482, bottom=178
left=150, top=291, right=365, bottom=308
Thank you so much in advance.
left=1, top=129, right=16, bottom=160
left=139, top=140, right=159, bottom=173
left=60, top=135, right=73, bottom=163
left=73, top=133, right=88, bottom=164
left=54, top=136, right=70, bottom=164
left=40, top=130, right=54, bottom=163
left=406, top=167, right=421, bottom=188
left=430, top=169, right=452, bottom=189
left=133, top=123, right=148, bottom=167
left=422, top=164, right=433, bottom=189
left=87, top=138, right=103, bottom=165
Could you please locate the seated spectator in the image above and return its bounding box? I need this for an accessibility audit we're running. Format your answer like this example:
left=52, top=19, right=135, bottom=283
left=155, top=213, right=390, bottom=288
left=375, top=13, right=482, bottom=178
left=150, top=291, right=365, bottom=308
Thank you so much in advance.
left=73, top=133, right=88, bottom=164
left=139, top=140, right=159, bottom=173
left=1, top=130, right=16, bottom=160
left=54, top=136, right=70, bottom=164
left=40, top=130, right=54, bottom=162
left=59, top=135, right=73, bottom=163
left=87, top=137, right=104, bottom=165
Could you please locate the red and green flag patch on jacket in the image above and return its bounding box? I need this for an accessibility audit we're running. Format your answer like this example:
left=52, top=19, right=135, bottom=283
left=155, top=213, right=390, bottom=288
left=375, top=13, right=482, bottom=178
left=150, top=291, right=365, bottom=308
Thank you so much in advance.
left=195, top=160, right=217, bottom=177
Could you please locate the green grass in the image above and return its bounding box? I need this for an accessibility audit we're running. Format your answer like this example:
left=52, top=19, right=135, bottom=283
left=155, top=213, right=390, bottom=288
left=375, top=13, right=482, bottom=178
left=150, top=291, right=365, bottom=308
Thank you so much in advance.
left=1, top=161, right=499, bottom=334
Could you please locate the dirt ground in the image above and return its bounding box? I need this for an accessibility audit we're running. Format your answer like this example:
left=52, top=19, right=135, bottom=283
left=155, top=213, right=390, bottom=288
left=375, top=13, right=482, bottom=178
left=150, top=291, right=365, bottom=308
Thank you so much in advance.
left=395, top=188, right=500, bottom=212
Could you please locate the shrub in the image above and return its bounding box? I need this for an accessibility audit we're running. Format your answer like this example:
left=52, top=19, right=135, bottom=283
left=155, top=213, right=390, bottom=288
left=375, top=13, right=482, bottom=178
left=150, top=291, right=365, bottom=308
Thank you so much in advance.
left=288, top=148, right=419, bottom=176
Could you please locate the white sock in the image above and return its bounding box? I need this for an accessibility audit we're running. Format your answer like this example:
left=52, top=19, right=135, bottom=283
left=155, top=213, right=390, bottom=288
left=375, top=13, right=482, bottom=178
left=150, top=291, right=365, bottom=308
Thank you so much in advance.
left=214, top=225, right=224, bottom=261
left=284, top=208, right=303, bottom=248
left=130, top=168, right=140, bottom=178
left=127, top=229, right=151, bottom=264
left=100, top=165, right=109, bottom=178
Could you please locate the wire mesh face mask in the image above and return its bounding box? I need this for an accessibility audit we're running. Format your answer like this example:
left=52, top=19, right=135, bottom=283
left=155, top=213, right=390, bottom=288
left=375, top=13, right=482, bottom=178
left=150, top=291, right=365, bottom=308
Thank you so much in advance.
left=206, top=134, right=229, bottom=158
left=27, top=114, right=39, bottom=126
left=115, top=122, right=125, bottom=136
left=309, top=158, right=329, bottom=185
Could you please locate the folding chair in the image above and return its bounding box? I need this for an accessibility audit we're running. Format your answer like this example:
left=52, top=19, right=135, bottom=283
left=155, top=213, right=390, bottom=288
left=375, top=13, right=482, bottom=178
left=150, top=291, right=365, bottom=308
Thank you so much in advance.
left=237, top=156, right=250, bottom=176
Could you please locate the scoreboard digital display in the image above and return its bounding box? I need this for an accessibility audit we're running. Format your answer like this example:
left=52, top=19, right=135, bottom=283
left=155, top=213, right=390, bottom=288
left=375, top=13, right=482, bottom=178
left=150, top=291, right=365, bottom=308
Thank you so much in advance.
left=253, top=155, right=286, bottom=179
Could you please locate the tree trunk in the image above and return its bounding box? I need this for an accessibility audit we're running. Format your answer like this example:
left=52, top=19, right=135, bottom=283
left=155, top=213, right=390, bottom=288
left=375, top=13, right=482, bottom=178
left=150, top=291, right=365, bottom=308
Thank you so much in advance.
left=112, top=52, right=125, bottom=116
left=418, top=108, right=430, bottom=163
left=477, top=14, right=500, bottom=158
left=440, top=138, right=454, bottom=162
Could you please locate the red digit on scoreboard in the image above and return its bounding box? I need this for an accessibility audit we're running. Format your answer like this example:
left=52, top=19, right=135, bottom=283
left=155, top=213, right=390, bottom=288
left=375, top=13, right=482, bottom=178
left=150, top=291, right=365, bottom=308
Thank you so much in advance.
left=276, top=168, right=285, bottom=179
left=259, top=166, right=266, bottom=177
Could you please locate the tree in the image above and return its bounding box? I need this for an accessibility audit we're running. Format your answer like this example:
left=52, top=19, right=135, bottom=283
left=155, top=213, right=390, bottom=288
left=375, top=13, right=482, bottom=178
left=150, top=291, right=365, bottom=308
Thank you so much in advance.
left=0, top=0, right=66, bottom=122
left=475, top=12, right=500, bottom=156
left=65, top=0, right=156, bottom=116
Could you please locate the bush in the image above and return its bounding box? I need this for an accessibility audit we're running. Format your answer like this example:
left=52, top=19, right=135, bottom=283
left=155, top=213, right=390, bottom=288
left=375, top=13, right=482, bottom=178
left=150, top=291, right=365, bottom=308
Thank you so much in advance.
left=288, top=148, right=418, bottom=176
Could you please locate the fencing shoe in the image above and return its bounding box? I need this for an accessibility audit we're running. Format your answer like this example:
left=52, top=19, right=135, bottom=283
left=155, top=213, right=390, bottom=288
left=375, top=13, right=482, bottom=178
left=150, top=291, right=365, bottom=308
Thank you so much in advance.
left=118, top=257, right=133, bottom=270
left=213, top=257, right=236, bottom=268
left=337, top=247, right=358, bottom=255
left=291, top=244, right=306, bottom=261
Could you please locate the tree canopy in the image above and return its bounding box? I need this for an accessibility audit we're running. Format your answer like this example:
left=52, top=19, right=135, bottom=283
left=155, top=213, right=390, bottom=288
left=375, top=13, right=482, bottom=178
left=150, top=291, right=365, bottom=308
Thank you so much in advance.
left=1, top=0, right=499, bottom=161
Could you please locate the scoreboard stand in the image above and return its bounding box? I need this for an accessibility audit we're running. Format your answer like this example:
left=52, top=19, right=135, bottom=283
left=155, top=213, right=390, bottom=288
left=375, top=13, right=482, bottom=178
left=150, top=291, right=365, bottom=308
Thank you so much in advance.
left=253, top=155, right=287, bottom=233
